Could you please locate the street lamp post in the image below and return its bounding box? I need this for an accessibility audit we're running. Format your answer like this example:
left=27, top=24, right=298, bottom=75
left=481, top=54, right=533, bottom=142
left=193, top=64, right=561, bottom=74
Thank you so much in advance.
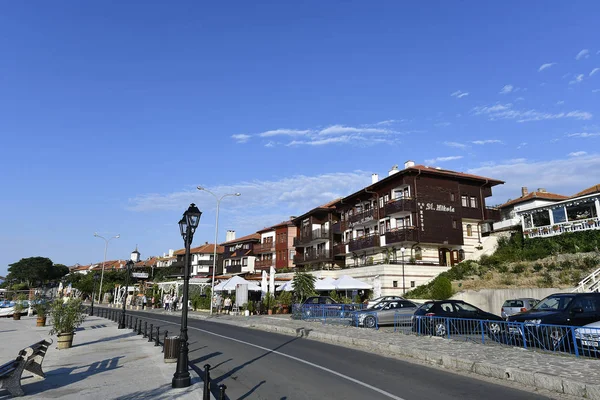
left=172, top=203, right=202, bottom=389
left=119, top=260, right=133, bottom=329
left=401, top=247, right=406, bottom=295
left=90, top=273, right=99, bottom=316
left=94, top=233, right=120, bottom=304
left=197, top=187, right=241, bottom=315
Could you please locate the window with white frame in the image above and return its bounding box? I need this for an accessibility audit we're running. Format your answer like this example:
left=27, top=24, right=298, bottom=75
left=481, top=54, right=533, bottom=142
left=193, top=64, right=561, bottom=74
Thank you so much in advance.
left=242, top=258, right=248, bottom=266
left=461, top=195, right=468, bottom=207
left=469, top=196, right=478, bottom=208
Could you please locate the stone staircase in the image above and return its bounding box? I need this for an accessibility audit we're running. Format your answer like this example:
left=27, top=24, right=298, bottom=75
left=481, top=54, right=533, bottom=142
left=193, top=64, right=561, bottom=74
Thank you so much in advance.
left=464, top=233, right=507, bottom=261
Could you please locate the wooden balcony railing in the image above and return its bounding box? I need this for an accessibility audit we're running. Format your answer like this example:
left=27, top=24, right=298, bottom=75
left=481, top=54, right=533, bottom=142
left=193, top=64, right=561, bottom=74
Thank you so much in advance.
left=253, top=243, right=275, bottom=253
left=384, top=198, right=416, bottom=215
left=348, top=234, right=380, bottom=252
left=333, top=243, right=346, bottom=255
left=293, top=228, right=329, bottom=246
left=254, top=259, right=274, bottom=269
left=226, top=264, right=242, bottom=274
left=293, top=249, right=331, bottom=264
left=384, top=227, right=417, bottom=244
left=348, top=208, right=378, bottom=224
left=484, top=207, right=501, bottom=222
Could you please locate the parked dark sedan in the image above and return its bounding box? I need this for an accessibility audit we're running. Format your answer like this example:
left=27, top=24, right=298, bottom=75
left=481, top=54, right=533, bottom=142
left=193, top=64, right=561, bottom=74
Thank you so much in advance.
left=506, top=293, right=600, bottom=351
left=411, top=300, right=503, bottom=337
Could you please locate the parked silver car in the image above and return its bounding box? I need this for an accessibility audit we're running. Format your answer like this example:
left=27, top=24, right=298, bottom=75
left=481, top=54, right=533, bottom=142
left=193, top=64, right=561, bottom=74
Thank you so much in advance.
left=501, top=298, right=539, bottom=319
left=354, top=300, right=420, bottom=328
left=367, top=296, right=405, bottom=308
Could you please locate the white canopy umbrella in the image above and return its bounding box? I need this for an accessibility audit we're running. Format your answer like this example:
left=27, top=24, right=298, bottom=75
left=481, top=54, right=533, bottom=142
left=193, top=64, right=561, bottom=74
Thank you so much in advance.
left=315, top=277, right=337, bottom=291
left=333, top=275, right=372, bottom=290
left=276, top=280, right=294, bottom=292
left=261, top=270, right=268, bottom=296
left=214, top=275, right=261, bottom=292
left=269, top=266, right=275, bottom=295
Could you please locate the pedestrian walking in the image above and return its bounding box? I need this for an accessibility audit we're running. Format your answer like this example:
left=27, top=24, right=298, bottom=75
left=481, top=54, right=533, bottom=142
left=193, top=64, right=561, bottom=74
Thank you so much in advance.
left=224, top=296, right=232, bottom=314
left=142, top=295, right=147, bottom=310
left=164, top=294, right=170, bottom=311
left=216, top=295, right=223, bottom=314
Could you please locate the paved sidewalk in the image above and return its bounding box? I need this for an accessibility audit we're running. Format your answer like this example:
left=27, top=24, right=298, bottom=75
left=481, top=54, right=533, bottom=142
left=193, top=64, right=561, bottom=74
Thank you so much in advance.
left=0, top=314, right=206, bottom=399
left=142, top=307, right=600, bottom=399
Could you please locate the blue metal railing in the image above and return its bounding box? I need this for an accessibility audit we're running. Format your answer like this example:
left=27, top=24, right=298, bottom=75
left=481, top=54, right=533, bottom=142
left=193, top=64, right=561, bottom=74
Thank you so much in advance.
left=395, top=315, right=600, bottom=358
left=291, top=303, right=368, bottom=325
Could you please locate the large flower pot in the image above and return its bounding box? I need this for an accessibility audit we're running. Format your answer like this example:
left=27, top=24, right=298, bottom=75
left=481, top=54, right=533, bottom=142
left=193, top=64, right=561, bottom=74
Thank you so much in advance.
left=57, top=333, right=74, bottom=350
left=36, top=316, right=47, bottom=327
left=267, top=310, right=273, bottom=315
left=13, top=313, right=21, bottom=320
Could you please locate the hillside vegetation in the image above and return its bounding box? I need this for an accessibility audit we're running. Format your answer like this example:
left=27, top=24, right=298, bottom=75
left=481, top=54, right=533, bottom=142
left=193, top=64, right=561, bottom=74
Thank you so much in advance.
left=406, top=230, right=600, bottom=299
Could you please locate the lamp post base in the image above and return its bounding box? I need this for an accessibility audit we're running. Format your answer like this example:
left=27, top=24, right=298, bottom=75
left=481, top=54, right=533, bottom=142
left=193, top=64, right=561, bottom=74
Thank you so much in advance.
left=171, top=374, right=191, bottom=388
left=118, top=314, right=126, bottom=329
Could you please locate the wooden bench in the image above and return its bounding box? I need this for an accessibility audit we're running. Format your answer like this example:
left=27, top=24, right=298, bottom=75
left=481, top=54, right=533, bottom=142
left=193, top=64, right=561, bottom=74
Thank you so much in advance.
left=0, top=348, right=33, bottom=397
left=0, top=339, right=52, bottom=397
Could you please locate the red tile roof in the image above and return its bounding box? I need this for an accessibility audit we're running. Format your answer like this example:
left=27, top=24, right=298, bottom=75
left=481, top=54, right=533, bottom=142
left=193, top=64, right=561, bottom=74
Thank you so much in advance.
left=220, top=233, right=261, bottom=245
left=173, top=243, right=224, bottom=256
left=408, top=164, right=504, bottom=185
left=572, top=184, right=600, bottom=198
left=498, top=191, right=569, bottom=209
left=257, top=219, right=296, bottom=233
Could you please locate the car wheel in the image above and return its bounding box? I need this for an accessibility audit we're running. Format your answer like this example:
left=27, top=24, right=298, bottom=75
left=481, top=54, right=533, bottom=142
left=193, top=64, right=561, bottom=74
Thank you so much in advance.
left=487, top=322, right=501, bottom=335
left=364, top=315, right=376, bottom=329
left=547, top=328, right=569, bottom=351
left=434, top=322, right=447, bottom=337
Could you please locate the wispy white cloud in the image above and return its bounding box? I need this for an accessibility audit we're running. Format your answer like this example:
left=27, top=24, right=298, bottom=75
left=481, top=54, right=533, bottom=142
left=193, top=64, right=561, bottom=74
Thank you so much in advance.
left=515, top=97, right=525, bottom=102
left=568, top=151, right=587, bottom=157
left=499, top=85, right=513, bottom=94
left=570, top=74, right=584, bottom=84
left=567, top=132, right=600, bottom=138
left=538, top=63, right=556, bottom=72
left=319, top=125, right=390, bottom=136
left=451, top=90, right=469, bottom=98
left=434, top=122, right=451, bottom=127
left=424, top=156, right=463, bottom=164
left=471, top=139, right=503, bottom=145
left=556, top=100, right=565, bottom=105
left=375, top=120, right=398, bottom=126
left=287, top=136, right=354, bottom=146
left=517, top=142, right=528, bottom=149
left=467, top=154, right=600, bottom=204
left=590, top=68, right=600, bottom=77
left=258, top=129, right=311, bottom=137
left=231, top=134, right=251, bottom=143
left=472, top=103, right=592, bottom=122
left=444, top=141, right=468, bottom=149
left=576, top=49, right=590, bottom=60
left=264, top=141, right=275, bottom=148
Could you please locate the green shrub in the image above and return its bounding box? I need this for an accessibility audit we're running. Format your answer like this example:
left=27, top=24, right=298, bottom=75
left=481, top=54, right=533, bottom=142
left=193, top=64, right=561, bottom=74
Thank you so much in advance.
left=497, top=264, right=509, bottom=273
left=430, top=276, right=453, bottom=300
left=500, top=275, right=515, bottom=285
left=571, top=271, right=583, bottom=285
left=546, top=262, right=558, bottom=271
left=559, top=260, right=573, bottom=271
left=532, top=263, right=544, bottom=272
left=582, top=256, right=600, bottom=270
left=511, top=263, right=527, bottom=274
left=537, top=271, right=554, bottom=288
left=558, top=270, right=571, bottom=284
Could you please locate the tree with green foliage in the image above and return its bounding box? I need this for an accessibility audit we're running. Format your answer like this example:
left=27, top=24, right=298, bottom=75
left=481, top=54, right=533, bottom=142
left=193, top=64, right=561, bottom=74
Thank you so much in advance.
left=430, top=276, right=453, bottom=300
left=292, top=272, right=316, bottom=303
left=6, top=257, right=69, bottom=288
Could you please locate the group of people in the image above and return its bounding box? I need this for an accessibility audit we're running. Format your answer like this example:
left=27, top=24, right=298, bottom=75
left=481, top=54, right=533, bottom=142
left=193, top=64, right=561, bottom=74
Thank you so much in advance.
left=213, top=294, right=233, bottom=314
left=163, top=293, right=180, bottom=312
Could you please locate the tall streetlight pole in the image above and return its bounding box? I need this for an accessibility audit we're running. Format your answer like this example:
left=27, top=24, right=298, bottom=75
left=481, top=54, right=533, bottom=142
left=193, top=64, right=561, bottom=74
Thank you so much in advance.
left=118, top=260, right=133, bottom=329
left=172, top=203, right=202, bottom=389
left=94, top=233, right=120, bottom=304
left=401, top=247, right=406, bottom=295
left=90, top=273, right=99, bottom=316
left=197, top=186, right=241, bottom=315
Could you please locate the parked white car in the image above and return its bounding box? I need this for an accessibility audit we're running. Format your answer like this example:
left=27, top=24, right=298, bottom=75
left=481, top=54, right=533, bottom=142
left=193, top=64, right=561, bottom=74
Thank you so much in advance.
left=367, top=296, right=405, bottom=309
left=575, top=320, right=600, bottom=357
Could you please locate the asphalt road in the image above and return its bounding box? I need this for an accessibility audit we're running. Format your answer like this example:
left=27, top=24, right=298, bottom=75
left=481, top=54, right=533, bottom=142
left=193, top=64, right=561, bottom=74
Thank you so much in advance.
left=126, top=310, right=550, bottom=400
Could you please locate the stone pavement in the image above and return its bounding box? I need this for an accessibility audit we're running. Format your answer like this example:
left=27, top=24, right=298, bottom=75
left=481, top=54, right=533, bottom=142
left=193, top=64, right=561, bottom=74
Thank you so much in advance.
left=0, top=314, right=207, bottom=399
left=144, top=307, right=600, bottom=399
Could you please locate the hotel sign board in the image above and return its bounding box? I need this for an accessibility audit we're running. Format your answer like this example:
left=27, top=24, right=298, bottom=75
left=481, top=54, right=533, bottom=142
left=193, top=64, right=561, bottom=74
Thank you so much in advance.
left=132, top=272, right=149, bottom=279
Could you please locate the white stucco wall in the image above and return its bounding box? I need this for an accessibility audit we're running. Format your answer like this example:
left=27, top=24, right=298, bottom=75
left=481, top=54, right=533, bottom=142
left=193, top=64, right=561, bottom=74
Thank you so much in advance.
left=451, top=287, right=568, bottom=315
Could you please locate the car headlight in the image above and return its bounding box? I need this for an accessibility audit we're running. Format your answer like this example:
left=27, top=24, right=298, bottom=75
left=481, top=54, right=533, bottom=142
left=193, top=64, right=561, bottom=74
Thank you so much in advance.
left=358, top=314, right=366, bottom=322
left=524, top=319, right=542, bottom=325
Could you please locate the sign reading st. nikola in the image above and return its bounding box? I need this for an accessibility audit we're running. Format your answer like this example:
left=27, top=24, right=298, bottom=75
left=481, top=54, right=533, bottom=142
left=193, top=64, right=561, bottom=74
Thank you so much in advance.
left=425, top=203, right=455, bottom=212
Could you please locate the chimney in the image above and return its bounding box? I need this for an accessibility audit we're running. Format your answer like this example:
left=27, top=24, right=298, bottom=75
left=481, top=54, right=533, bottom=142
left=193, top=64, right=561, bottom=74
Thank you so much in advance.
left=404, top=160, right=415, bottom=169
left=537, top=188, right=547, bottom=193
left=168, top=249, right=174, bottom=257
left=388, top=165, right=399, bottom=176
left=371, top=173, right=379, bottom=184
left=226, top=230, right=236, bottom=242
left=205, top=241, right=208, bottom=245
left=521, top=187, right=528, bottom=197
left=289, top=216, right=297, bottom=220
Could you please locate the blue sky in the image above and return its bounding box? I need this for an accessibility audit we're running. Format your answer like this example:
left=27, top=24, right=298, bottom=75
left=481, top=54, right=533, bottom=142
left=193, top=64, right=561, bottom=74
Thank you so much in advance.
left=1, top=1, right=599, bottom=276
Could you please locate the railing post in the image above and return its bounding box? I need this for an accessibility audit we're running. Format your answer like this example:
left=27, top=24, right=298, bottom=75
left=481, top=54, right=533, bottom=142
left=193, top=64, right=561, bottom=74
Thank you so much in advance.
left=143, top=321, right=148, bottom=338
left=521, top=323, right=527, bottom=349
left=480, top=320, right=485, bottom=344
left=571, top=327, right=580, bottom=357
left=137, top=320, right=142, bottom=335
left=133, top=317, right=138, bottom=332
left=155, top=327, right=160, bottom=346
left=128, top=315, right=133, bottom=329
left=218, top=384, right=227, bottom=400
left=203, top=364, right=211, bottom=400
left=162, top=330, right=167, bottom=353
left=149, top=324, right=154, bottom=342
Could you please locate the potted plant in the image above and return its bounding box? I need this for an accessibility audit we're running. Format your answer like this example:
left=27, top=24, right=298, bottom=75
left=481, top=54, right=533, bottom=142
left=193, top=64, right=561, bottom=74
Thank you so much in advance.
left=278, top=291, right=292, bottom=314
left=13, top=294, right=27, bottom=320
left=263, top=293, right=275, bottom=315
left=246, top=301, right=255, bottom=316
left=49, top=298, right=87, bottom=350
left=33, top=295, right=50, bottom=327
left=552, top=225, right=560, bottom=232
left=587, top=219, right=595, bottom=227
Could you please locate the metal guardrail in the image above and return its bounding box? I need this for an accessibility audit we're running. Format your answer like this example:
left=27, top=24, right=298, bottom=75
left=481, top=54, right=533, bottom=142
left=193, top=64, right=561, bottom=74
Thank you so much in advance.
left=291, top=304, right=368, bottom=325
left=394, top=315, right=600, bottom=358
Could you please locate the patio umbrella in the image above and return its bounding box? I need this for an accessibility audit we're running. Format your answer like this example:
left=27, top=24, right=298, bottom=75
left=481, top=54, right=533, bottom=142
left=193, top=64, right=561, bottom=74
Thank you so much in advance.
left=216, top=275, right=261, bottom=292
left=261, top=270, right=268, bottom=297
left=333, top=275, right=372, bottom=298
left=314, top=277, right=337, bottom=291
left=276, top=281, right=294, bottom=292
left=269, top=266, right=275, bottom=295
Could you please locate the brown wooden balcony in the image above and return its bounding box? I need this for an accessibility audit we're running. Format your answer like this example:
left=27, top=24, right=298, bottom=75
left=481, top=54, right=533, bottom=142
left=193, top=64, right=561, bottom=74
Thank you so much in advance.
left=348, top=234, right=380, bottom=252
left=253, top=243, right=275, bottom=253
left=348, top=208, right=378, bottom=224
left=384, top=227, right=417, bottom=245
left=484, top=207, right=501, bottom=222
left=293, top=228, right=329, bottom=246
left=254, top=258, right=274, bottom=270
left=384, top=198, right=416, bottom=215
left=293, top=249, right=331, bottom=264
left=333, top=243, right=347, bottom=255
left=226, top=264, right=242, bottom=274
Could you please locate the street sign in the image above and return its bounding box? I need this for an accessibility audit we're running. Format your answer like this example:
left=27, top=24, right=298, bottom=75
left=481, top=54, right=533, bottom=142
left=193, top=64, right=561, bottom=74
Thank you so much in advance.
left=131, top=272, right=149, bottom=279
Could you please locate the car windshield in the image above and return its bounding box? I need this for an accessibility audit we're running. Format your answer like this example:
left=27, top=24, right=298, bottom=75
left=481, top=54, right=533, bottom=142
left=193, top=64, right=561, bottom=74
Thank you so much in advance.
left=503, top=300, right=523, bottom=308
left=418, top=303, right=434, bottom=312
left=454, top=302, right=479, bottom=312
left=532, top=295, right=574, bottom=311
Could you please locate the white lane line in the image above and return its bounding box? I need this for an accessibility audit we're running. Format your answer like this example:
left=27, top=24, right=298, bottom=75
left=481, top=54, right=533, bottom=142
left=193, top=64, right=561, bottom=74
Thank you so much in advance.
left=146, top=315, right=405, bottom=400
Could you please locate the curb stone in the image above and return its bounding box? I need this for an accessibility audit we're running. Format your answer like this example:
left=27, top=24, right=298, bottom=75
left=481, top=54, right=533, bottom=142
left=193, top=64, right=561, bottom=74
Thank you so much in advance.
left=533, top=372, right=564, bottom=393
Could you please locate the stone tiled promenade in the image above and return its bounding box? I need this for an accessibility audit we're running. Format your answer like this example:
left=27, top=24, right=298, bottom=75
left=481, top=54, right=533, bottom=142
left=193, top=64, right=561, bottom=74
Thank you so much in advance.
left=179, top=309, right=600, bottom=399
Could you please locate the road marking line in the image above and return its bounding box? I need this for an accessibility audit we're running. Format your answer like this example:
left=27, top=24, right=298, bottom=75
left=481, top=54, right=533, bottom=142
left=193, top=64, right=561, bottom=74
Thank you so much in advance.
left=146, top=315, right=405, bottom=400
